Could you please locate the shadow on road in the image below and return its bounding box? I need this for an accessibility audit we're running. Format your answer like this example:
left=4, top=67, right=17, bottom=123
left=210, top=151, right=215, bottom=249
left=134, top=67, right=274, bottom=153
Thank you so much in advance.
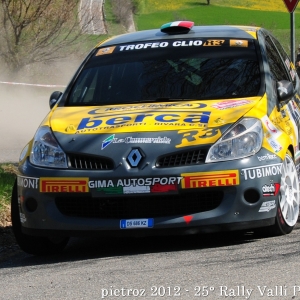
left=0, top=230, right=260, bottom=268
left=2, top=222, right=300, bottom=269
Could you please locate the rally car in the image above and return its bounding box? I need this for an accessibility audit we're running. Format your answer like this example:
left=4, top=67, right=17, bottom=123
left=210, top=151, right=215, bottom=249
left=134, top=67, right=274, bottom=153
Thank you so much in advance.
left=12, top=21, right=300, bottom=255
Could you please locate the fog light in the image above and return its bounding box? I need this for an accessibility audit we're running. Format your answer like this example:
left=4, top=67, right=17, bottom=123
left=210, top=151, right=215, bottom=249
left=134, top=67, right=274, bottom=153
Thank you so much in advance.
left=25, top=198, right=38, bottom=212
left=244, top=189, right=260, bottom=204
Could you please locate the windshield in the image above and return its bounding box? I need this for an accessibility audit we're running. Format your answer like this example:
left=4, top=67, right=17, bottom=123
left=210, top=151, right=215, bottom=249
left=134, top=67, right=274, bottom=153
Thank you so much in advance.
left=67, top=39, right=261, bottom=106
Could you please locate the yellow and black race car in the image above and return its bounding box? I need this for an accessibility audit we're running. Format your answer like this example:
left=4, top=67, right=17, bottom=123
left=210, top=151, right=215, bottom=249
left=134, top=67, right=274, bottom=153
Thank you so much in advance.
left=12, top=21, right=300, bottom=255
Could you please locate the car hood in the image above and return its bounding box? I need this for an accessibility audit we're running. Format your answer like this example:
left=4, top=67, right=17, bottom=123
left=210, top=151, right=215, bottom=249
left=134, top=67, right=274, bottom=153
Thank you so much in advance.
left=48, top=97, right=262, bottom=153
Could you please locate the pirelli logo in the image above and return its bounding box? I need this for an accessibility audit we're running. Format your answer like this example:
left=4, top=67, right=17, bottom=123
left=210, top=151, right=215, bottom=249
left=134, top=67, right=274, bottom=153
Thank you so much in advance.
left=181, top=170, right=239, bottom=189
left=40, top=177, right=89, bottom=193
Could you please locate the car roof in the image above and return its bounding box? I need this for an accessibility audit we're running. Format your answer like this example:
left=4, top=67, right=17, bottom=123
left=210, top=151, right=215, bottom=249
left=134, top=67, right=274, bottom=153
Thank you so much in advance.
left=98, top=25, right=260, bottom=48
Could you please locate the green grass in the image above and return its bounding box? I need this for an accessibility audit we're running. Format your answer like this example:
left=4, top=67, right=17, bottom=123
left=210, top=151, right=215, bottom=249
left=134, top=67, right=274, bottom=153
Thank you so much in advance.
left=0, top=165, right=16, bottom=225
left=0, top=165, right=16, bottom=206
left=134, top=2, right=300, bottom=54
left=135, top=6, right=291, bottom=30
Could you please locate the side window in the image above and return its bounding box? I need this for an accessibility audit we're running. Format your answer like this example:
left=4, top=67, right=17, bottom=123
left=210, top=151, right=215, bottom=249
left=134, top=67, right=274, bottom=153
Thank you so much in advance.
left=264, top=36, right=290, bottom=82
left=69, top=69, right=98, bottom=104
left=271, top=36, right=297, bottom=87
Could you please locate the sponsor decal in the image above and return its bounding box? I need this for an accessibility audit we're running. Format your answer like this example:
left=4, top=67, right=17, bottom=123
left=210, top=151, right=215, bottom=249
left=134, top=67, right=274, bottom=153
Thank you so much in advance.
left=119, top=136, right=171, bottom=144
left=152, top=183, right=177, bottom=193
left=262, top=183, right=280, bottom=196
left=261, top=115, right=282, bottom=139
left=113, top=39, right=251, bottom=53
left=211, top=99, right=252, bottom=110
left=257, top=153, right=277, bottom=161
left=267, top=138, right=282, bottom=153
left=89, top=177, right=182, bottom=189
left=19, top=212, right=26, bottom=223
left=40, top=178, right=89, bottom=193
left=76, top=112, right=211, bottom=132
left=97, top=183, right=177, bottom=195
left=118, top=41, right=204, bottom=52
left=259, top=200, right=276, bottom=212
left=181, top=170, right=239, bottom=189
left=242, top=163, right=282, bottom=180
left=17, top=176, right=39, bottom=189
left=288, top=101, right=300, bottom=124
left=18, top=195, right=26, bottom=223
left=230, top=40, right=248, bottom=47
left=103, top=102, right=207, bottom=111
left=285, top=58, right=290, bottom=69
left=97, top=186, right=123, bottom=194
left=96, top=46, right=116, bottom=56
left=102, top=136, right=171, bottom=150
left=290, top=69, right=296, bottom=81
left=102, top=134, right=115, bottom=149
left=124, top=185, right=150, bottom=194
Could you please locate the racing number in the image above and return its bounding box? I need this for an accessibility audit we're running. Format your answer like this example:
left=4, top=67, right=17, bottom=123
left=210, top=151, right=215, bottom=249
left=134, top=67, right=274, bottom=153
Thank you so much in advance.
left=203, top=40, right=225, bottom=46
left=176, top=128, right=221, bottom=148
left=183, top=128, right=219, bottom=141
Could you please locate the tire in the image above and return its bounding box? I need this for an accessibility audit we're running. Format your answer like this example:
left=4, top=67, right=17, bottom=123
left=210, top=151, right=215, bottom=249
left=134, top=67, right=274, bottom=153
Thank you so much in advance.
left=11, top=180, right=69, bottom=255
left=265, top=150, right=300, bottom=235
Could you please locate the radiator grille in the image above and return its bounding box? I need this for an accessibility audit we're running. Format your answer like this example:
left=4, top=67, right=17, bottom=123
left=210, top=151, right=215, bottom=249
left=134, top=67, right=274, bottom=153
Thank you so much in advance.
left=67, top=154, right=114, bottom=170
left=156, top=149, right=208, bottom=168
left=55, top=190, right=223, bottom=219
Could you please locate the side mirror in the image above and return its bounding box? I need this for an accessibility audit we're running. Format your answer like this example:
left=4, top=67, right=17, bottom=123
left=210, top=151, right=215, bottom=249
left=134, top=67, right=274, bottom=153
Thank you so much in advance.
left=277, top=80, right=294, bottom=102
left=49, top=91, right=63, bottom=109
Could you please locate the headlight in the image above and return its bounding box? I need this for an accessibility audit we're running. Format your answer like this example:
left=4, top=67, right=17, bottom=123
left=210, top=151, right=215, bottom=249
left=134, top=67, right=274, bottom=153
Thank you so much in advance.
left=30, top=126, right=68, bottom=168
left=206, top=118, right=263, bottom=163
left=19, top=144, right=29, bottom=162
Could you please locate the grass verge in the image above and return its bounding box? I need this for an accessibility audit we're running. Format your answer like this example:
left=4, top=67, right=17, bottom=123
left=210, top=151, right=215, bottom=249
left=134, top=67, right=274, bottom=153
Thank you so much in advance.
left=0, top=164, right=17, bottom=227
left=135, top=0, right=300, bottom=54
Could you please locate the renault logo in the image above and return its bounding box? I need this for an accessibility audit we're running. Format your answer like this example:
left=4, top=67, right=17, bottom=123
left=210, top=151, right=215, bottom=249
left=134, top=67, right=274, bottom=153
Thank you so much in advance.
left=127, top=149, right=142, bottom=167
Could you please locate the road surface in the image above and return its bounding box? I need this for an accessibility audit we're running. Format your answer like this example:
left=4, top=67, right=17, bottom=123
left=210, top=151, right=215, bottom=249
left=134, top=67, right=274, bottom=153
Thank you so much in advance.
left=79, top=0, right=107, bottom=35
left=1, top=225, right=300, bottom=299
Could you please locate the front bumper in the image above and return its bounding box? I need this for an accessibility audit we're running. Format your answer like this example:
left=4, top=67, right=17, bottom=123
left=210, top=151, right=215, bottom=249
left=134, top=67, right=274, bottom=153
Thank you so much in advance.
left=17, top=149, right=282, bottom=237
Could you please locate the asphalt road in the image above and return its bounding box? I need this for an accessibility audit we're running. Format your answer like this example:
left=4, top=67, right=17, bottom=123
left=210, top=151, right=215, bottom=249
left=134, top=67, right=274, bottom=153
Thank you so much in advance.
left=1, top=67, right=300, bottom=300
left=1, top=224, right=300, bottom=300
left=79, top=0, right=106, bottom=35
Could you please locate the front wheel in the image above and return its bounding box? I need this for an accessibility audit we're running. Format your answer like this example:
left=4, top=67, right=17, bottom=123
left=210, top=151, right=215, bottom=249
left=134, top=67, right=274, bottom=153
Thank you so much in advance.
left=11, top=180, right=69, bottom=255
left=269, top=151, right=299, bottom=235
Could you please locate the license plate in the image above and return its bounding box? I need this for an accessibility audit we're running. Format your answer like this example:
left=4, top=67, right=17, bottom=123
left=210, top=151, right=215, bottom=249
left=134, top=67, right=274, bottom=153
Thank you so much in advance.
left=120, top=219, right=154, bottom=229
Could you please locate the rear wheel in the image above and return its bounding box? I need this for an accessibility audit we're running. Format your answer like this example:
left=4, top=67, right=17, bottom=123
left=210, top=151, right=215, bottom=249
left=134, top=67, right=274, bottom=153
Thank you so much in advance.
left=11, top=180, right=69, bottom=255
left=267, top=151, right=299, bottom=235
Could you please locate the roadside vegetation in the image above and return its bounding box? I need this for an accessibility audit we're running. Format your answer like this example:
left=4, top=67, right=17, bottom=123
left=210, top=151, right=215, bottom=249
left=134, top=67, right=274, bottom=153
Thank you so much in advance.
left=1, top=0, right=300, bottom=225
left=0, top=165, right=16, bottom=227
left=135, top=0, right=300, bottom=55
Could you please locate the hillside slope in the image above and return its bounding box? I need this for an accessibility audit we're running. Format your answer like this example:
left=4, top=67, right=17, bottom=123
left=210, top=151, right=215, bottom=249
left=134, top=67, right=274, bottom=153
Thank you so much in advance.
left=141, top=0, right=297, bottom=13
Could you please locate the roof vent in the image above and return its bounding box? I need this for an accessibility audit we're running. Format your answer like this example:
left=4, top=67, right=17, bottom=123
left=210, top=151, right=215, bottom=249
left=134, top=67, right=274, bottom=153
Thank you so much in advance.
left=160, top=21, right=194, bottom=35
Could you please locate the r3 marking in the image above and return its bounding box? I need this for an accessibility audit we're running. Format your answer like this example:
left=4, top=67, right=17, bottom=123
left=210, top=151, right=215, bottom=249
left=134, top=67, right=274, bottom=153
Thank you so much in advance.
left=176, top=128, right=221, bottom=148
left=203, top=40, right=225, bottom=46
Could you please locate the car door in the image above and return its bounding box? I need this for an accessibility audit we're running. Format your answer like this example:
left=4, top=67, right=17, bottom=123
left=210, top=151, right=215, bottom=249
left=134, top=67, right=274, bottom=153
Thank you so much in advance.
left=263, top=33, right=300, bottom=158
